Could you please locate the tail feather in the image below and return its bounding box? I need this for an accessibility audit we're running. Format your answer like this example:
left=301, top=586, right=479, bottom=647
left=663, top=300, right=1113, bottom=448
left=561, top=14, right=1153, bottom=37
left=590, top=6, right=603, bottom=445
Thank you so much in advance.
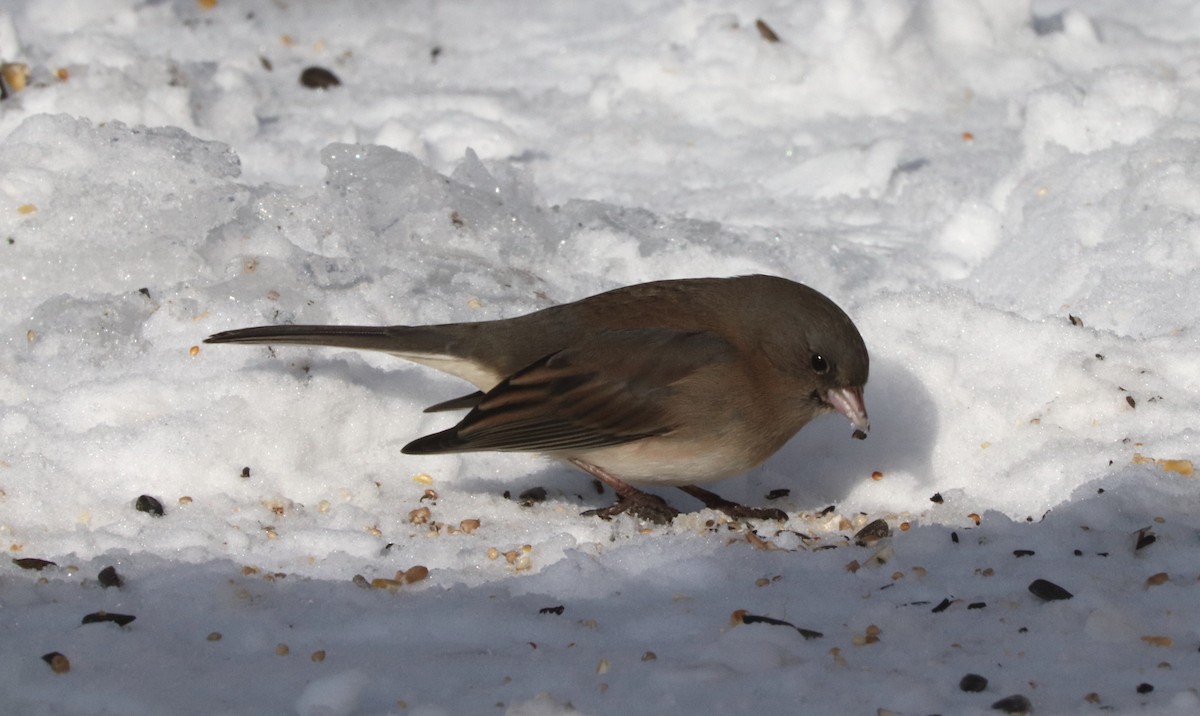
left=204, top=324, right=446, bottom=355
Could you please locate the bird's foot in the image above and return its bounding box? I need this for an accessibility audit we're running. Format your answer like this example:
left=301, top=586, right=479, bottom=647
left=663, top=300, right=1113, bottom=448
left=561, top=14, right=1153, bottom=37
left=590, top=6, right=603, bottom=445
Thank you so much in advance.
left=582, top=493, right=680, bottom=524
left=677, top=485, right=788, bottom=521
left=569, top=458, right=681, bottom=524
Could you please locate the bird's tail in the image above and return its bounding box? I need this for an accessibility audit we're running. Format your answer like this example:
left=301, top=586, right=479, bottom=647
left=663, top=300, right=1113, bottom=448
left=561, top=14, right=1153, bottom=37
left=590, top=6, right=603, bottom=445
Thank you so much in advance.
left=203, top=324, right=447, bottom=354
left=203, top=323, right=501, bottom=390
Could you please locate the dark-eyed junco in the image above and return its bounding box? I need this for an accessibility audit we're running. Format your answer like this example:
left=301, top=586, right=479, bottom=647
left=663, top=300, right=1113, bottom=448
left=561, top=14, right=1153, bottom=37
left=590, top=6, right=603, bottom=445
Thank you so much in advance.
left=204, top=275, right=869, bottom=522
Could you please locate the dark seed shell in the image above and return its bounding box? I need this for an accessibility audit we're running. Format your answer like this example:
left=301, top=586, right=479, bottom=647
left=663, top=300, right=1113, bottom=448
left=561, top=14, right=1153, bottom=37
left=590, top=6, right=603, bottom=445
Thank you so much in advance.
left=755, top=19, right=781, bottom=43
left=518, top=486, right=547, bottom=505
left=97, top=566, right=123, bottom=588
left=135, top=495, right=164, bottom=517
left=538, top=605, right=565, bottom=615
left=854, top=518, right=890, bottom=546
left=960, top=673, right=989, bottom=692
left=740, top=613, right=822, bottom=639
left=300, top=66, right=341, bottom=89
left=13, top=557, right=56, bottom=571
left=992, top=694, right=1032, bottom=713
left=81, top=611, right=136, bottom=627
left=1028, top=578, right=1073, bottom=601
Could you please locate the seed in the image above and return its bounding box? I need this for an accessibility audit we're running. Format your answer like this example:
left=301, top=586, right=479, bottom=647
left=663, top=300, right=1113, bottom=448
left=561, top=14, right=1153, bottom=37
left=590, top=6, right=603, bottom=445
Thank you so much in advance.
left=1028, top=578, right=1073, bottom=601
left=402, top=566, right=429, bottom=584
left=991, top=694, right=1032, bottom=714
left=135, top=495, right=165, bottom=517
left=960, top=673, right=988, bottom=692
left=755, top=19, right=781, bottom=42
left=1145, top=572, right=1169, bottom=588
left=42, top=652, right=70, bottom=673
left=98, top=566, right=123, bottom=588
left=299, top=66, right=341, bottom=89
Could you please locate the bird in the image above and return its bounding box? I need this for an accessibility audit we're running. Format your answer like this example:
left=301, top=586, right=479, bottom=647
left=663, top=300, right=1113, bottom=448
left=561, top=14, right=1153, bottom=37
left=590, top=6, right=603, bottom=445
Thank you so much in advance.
left=204, top=275, right=869, bottom=523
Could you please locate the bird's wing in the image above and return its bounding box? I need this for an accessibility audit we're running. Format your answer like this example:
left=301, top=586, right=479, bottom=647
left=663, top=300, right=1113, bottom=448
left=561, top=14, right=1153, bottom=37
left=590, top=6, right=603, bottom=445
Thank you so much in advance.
left=402, top=328, right=734, bottom=455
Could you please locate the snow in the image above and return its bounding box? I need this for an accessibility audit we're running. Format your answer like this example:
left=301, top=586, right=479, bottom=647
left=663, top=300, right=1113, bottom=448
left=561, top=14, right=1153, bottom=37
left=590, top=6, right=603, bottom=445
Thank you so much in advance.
left=1, top=0, right=1199, bottom=713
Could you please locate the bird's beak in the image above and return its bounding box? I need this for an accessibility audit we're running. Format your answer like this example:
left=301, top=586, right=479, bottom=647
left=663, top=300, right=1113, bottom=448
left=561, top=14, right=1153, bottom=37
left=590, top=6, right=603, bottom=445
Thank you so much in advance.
left=823, top=385, right=869, bottom=439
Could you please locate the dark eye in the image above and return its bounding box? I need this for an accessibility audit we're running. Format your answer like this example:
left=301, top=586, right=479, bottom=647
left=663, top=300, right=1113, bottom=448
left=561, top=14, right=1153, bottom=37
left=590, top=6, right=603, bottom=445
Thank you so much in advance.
left=811, top=353, right=829, bottom=374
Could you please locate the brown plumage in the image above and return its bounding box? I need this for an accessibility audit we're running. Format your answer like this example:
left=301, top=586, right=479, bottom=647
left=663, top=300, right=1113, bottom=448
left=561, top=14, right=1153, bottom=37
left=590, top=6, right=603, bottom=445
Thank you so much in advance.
left=204, top=275, right=869, bottom=522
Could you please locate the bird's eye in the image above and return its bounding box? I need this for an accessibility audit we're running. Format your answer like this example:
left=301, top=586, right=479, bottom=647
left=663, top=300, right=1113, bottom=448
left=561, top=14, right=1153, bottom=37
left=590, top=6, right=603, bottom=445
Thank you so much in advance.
left=811, top=353, right=829, bottom=374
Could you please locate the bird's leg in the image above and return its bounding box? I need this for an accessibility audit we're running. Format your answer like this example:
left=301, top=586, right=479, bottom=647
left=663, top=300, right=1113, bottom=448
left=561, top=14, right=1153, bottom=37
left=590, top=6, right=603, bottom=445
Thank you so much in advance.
left=569, top=459, right=680, bottom=524
left=677, top=485, right=788, bottom=521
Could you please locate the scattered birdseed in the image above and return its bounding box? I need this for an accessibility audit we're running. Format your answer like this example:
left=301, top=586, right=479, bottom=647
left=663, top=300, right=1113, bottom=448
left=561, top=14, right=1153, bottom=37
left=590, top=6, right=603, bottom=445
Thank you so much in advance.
left=41, top=652, right=70, bottom=673
left=311, top=650, right=326, bottom=663
left=98, top=566, right=123, bottom=588
left=81, top=611, right=136, bottom=627
left=1140, top=635, right=1173, bottom=647
left=402, top=565, right=429, bottom=584
left=930, top=493, right=944, bottom=504
left=1013, top=550, right=1035, bottom=558
left=275, top=643, right=289, bottom=656
left=539, top=605, right=564, bottom=615
left=299, top=66, right=340, bottom=89
left=518, top=486, right=547, bottom=505
left=458, top=519, right=481, bottom=533
left=135, top=495, right=164, bottom=517
left=991, top=694, right=1032, bottom=714
left=13, top=557, right=56, bottom=571
left=1135, top=528, right=1156, bottom=551
left=1144, top=572, right=1169, bottom=588
left=641, top=651, right=657, bottom=662
left=207, top=632, right=222, bottom=641
left=755, top=19, right=781, bottom=42
left=854, top=519, right=889, bottom=546
left=765, top=488, right=790, bottom=500
left=408, top=507, right=431, bottom=524
left=732, top=610, right=823, bottom=639
left=1028, top=579, right=1073, bottom=601
left=960, top=673, right=988, bottom=692
left=1137, top=683, right=1154, bottom=694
